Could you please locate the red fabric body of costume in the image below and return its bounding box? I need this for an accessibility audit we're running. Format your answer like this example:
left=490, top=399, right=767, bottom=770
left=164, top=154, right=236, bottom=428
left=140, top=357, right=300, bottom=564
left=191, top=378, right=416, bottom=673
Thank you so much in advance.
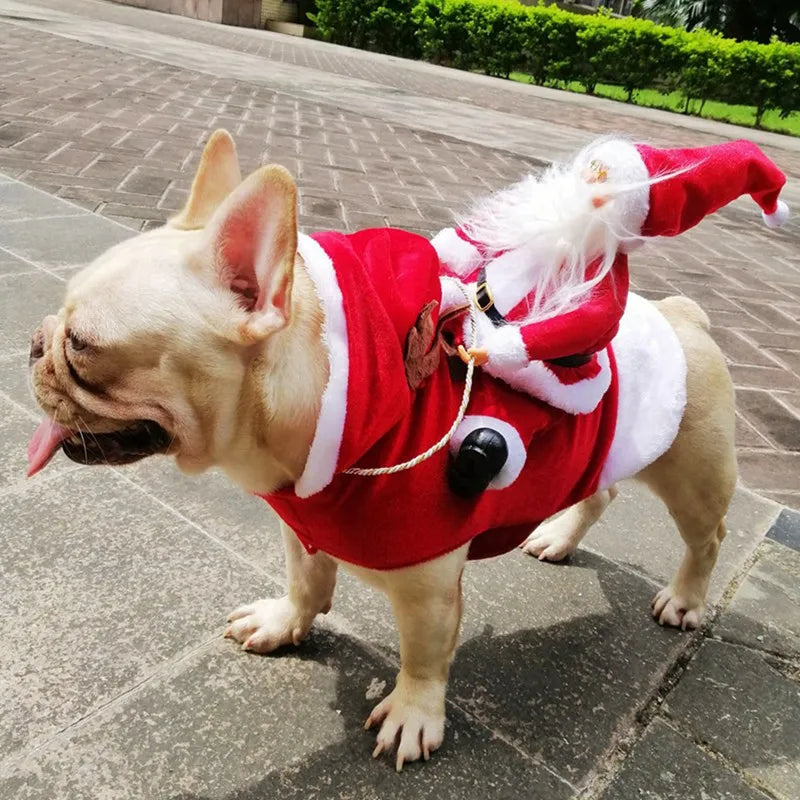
left=453, top=229, right=630, bottom=365
left=263, top=229, right=619, bottom=570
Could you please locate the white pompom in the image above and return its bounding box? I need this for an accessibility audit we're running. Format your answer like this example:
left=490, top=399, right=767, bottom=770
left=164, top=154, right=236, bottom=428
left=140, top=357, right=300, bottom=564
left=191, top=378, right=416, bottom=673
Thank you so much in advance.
left=763, top=199, right=790, bottom=228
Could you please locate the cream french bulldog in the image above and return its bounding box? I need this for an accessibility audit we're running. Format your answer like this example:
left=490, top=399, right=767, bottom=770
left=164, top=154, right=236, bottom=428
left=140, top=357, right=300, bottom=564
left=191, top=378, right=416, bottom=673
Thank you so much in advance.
left=27, top=131, right=737, bottom=770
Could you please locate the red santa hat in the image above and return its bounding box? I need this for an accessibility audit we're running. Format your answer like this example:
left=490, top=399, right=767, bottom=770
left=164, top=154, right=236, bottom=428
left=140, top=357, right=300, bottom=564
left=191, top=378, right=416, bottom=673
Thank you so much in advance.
left=587, top=138, right=790, bottom=239
left=637, top=140, right=789, bottom=234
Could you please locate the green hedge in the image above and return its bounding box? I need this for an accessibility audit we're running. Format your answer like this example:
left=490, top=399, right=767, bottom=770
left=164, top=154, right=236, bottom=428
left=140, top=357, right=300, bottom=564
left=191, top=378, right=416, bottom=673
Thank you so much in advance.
left=313, top=0, right=800, bottom=126
left=311, top=0, right=421, bottom=57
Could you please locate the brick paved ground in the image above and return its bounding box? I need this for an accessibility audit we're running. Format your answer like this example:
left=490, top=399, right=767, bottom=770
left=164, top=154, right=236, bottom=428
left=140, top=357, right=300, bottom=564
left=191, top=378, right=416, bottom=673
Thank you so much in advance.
left=1, top=0, right=798, bottom=507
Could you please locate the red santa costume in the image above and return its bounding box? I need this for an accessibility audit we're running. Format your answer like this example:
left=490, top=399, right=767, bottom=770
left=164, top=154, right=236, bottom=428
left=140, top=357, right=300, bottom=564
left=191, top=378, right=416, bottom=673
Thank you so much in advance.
left=261, top=137, right=788, bottom=570
left=432, top=138, right=790, bottom=416
left=264, top=228, right=619, bottom=569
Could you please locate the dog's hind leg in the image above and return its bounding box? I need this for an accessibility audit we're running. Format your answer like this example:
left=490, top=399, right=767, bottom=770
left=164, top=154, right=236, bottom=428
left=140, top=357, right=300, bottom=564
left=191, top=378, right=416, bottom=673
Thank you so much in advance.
left=354, top=543, right=469, bottom=771
left=520, top=486, right=618, bottom=561
left=637, top=295, right=737, bottom=630
left=226, top=521, right=338, bottom=653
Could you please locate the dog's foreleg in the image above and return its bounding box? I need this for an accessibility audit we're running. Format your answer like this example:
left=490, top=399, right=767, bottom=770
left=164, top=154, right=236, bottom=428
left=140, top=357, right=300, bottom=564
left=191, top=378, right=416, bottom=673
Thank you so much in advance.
left=226, top=521, right=338, bottom=652
left=520, top=486, right=618, bottom=561
left=360, top=543, right=468, bottom=771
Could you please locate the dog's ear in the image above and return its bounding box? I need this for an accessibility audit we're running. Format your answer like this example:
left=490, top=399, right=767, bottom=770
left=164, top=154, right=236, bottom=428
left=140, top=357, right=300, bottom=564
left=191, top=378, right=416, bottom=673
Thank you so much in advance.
left=169, top=130, right=242, bottom=231
left=206, top=164, right=298, bottom=343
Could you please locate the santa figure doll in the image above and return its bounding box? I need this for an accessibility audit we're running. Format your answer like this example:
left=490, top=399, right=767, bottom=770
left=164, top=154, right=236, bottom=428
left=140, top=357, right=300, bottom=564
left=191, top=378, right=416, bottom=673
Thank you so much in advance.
left=432, top=137, right=789, bottom=496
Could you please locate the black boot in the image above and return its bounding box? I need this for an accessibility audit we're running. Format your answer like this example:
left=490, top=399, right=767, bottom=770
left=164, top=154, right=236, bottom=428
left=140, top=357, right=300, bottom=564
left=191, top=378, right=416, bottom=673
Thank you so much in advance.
left=447, top=428, right=509, bottom=498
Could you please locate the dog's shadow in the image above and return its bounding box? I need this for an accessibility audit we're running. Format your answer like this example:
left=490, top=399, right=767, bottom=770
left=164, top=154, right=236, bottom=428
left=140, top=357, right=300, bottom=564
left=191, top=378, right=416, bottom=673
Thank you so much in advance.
left=169, top=551, right=795, bottom=799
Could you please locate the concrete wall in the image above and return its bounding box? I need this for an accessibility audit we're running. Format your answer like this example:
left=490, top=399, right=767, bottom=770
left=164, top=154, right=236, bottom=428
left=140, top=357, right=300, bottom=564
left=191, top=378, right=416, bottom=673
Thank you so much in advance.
left=110, top=0, right=262, bottom=28
left=260, top=1, right=298, bottom=25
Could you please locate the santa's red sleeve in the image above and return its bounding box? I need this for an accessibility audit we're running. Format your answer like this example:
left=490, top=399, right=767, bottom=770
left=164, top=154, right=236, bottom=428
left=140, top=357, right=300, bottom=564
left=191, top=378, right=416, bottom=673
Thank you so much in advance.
left=485, top=256, right=628, bottom=370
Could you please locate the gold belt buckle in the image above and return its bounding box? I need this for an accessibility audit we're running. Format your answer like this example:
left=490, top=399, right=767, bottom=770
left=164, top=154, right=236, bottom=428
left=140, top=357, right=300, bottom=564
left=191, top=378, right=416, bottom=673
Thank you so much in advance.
left=475, top=281, right=494, bottom=312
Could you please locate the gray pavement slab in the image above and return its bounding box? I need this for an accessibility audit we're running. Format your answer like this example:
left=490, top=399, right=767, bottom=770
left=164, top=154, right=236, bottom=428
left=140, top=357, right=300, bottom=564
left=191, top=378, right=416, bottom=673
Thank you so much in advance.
left=0, top=252, right=34, bottom=276
left=450, top=550, right=687, bottom=788
left=768, top=507, right=800, bottom=551
left=0, top=213, right=133, bottom=268
left=123, top=458, right=289, bottom=576
left=600, top=718, right=773, bottom=800
left=582, top=482, right=780, bottom=605
left=0, top=467, right=278, bottom=764
left=0, top=630, right=573, bottom=800
left=0, top=269, right=67, bottom=357
left=663, top=639, right=800, bottom=799
left=715, top=539, right=800, bottom=658
left=0, top=179, right=86, bottom=222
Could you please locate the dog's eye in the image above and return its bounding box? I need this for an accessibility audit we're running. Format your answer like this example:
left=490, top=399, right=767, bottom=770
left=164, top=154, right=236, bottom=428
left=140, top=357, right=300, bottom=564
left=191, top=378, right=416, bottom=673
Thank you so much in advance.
left=68, top=331, right=88, bottom=352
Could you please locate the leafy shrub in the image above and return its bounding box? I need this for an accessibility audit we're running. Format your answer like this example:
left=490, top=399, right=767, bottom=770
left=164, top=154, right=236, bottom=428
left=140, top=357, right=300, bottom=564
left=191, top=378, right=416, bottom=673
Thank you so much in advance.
left=312, top=0, right=420, bottom=57
left=314, top=0, right=800, bottom=124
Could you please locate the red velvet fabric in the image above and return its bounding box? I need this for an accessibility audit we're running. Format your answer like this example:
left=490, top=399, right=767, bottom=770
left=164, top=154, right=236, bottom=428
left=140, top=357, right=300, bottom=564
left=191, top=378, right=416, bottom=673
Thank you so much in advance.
left=262, top=229, right=618, bottom=570
left=452, top=227, right=628, bottom=379
left=637, top=140, right=787, bottom=237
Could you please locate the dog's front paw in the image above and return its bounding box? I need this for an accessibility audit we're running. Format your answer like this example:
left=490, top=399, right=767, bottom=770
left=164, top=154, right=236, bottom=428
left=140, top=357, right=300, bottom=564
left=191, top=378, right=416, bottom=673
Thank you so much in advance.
left=225, top=597, right=312, bottom=653
left=651, top=586, right=704, bottom=631
left=365, top=676, right=446, bottom=772
left=520, top=517, right=577, bottom=562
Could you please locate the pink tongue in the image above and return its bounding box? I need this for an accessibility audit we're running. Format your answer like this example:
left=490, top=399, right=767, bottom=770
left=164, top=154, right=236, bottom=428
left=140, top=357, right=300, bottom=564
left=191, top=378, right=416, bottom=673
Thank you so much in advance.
left=27, top=419, right=72, bottom=477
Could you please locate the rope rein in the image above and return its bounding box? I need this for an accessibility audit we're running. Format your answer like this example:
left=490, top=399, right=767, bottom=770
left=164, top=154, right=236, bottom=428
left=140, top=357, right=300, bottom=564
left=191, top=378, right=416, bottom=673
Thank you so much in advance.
left=343, top=279, right=477, bottom=477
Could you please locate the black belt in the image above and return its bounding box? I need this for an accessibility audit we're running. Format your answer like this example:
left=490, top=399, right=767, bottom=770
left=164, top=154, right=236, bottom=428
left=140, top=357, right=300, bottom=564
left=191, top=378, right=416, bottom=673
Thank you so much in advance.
left=475, top=267, right=591, bottom=368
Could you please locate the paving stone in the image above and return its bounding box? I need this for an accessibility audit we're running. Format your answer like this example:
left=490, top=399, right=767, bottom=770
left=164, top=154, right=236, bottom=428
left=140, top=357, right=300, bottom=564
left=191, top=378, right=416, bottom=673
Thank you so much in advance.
left=122, top=457, right=288, bottom=576
left=577, top=482, right=778, bottom=605
left=730, top=364, right=800, bottom=391
left=760, top=490, right=800, bottom=509
left=712, top=327, right=779, bottom=366
left=0, top=252, right=31, bottom=276
left=600, top=719, right=773, bottom=800
left=118, top=166, right=172, bottom=196
left=770, top=347, right=800, bottom=377
left=0, top=180, right=87, bottom=221
left=0, top=214, right=133, bottom=268
left=715, top=539, right=800, bottom=657
left=736, top=389, right=800, bottom=450
left=0, top=630, right=573, bottom=800
left=738, top=450, right=800, bottom=493
left=664, top=639, right=800, bottom=799
left=0, top=269, right=67, bottom=357
left=0, top=467, right=278, bottom=761
left=736, top=413, right=771, bottom=448
left=767, top=506, right=800, bottom=550
left=447, top=548, right=689, bottom=788
left=737, top=300, right=800, bottom=335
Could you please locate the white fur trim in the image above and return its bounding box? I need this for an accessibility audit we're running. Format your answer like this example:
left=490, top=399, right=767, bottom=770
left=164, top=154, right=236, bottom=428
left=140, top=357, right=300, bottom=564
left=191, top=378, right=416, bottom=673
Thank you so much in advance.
left=449, top=415, right=526, bottom=490
left=484, top=322, right=529, bottom=370
left=431, top=227, right=482, bottom=276
left=466, top=305, right=611, bottom=414
left=293, top=234, right=349, bottom=498
left=763, top=199, right=790, bottom=229
left=502, top=348, right=612, bottom=415
left=580, top=139, right=650, bottom=251
left=598, top=293, right=686, bottom=489
left=440, top=275, right=469, bottom=315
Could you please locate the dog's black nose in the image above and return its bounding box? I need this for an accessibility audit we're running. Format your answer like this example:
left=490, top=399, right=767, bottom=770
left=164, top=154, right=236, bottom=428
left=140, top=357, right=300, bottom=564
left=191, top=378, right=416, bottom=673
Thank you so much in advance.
left=29, top=329, right=45, bottom=364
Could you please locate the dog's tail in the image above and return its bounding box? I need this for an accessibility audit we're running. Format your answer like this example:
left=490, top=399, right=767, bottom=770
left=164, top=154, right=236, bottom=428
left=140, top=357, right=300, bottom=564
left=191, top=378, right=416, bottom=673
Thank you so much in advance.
left=656, top=295, right=711, bottom=332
